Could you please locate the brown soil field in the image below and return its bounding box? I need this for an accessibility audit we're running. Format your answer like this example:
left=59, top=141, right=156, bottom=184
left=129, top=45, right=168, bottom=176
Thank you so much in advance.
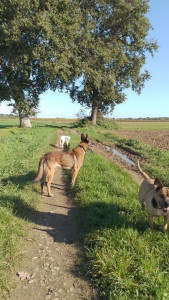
left=116, top=129, right=169, bottom=150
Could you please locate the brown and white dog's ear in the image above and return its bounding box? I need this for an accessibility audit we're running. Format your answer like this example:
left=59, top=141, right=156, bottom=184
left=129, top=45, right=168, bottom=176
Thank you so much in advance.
left=154, top=178, right=163, bottom=191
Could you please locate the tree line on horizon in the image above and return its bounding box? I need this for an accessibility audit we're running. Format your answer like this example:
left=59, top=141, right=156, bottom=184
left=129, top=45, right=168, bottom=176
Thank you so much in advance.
left=0, top=0, right=158, bottom=127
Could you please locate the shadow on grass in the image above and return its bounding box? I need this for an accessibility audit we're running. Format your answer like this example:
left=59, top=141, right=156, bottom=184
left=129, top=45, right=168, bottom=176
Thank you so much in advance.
left=2, top=171, right=36, bottom=189
left=33, top=122, right=80, bottom=130
left=1, top=169, right=147, bottom=234
left=0, top=195, right=35, bottom=219
left=0, top=191, right=102, bottom=298
left=49, top=143, right=71, bottom=151
left=0, top=174, right=147, bottom=300
left=78, top=201, right=148, bottom=235
left=0, top=125, right=18, bottom=129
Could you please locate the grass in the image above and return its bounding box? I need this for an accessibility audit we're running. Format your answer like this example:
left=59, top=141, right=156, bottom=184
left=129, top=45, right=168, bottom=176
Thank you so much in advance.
left=72, top=151, right=169, bottom=299
left=0, top=118, right=57, bottom=294
left=1, top=117, right=169, bottom=299
left=75, top=118, right=169, bottom=186
left=71, top=118, right=169, bottom=299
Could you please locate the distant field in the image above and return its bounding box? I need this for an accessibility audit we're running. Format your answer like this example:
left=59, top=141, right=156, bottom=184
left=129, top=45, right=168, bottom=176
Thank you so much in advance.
left=1, top=116, right=169, bottom=130
left=116, top=120, right=169, bottom=130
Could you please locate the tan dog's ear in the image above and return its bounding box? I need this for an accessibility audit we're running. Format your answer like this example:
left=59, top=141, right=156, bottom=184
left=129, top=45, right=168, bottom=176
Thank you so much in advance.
left=81, top=133, right=85, bottom=141
left=154, top=178, right=163, bottom=191
left=86, top=134, right=89, bottom=142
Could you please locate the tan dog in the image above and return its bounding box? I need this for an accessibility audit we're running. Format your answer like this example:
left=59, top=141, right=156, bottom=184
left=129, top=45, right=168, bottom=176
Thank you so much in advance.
left=138, top=160, right=169, bottom=230
left=33, top=133, right=90, bottom=197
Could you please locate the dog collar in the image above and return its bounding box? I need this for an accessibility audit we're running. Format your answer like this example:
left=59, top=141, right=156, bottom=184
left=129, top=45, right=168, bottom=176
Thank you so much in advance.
left=78, top=145, right=86, bottom=152
left=152, top=197, right=162, bottom=209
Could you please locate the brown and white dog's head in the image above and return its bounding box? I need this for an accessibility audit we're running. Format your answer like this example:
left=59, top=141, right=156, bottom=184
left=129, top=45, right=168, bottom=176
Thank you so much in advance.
left=154, top=178, right=169, bottom=212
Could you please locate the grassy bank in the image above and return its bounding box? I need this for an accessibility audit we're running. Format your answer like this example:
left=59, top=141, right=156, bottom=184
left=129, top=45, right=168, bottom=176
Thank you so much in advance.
left=72, top=118, right=169, bottom=299
left=72, top=151, right=169, bottom=299
left=0, top=119, right=57, bottom=294
left=1, top=117, right=169, bottom=299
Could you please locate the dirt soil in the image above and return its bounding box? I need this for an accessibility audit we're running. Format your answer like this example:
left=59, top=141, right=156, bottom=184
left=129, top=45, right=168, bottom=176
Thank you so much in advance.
left=9, top=128, right=169, bottom=300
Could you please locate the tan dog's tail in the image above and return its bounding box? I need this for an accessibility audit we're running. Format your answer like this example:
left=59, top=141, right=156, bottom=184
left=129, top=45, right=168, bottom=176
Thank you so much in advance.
left=33, top=156, right=46, bottom=183
left=137, top=160, right=151, bottom=183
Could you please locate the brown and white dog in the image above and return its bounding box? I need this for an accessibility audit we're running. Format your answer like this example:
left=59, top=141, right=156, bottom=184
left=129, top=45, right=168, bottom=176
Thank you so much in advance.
left=33, top=133, right=90, bottom=197
left=138, top=160, right=169, bottom=230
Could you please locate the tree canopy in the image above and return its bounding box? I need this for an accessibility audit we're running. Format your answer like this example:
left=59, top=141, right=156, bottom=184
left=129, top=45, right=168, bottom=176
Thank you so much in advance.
left=0, top=0, right=81, bottom=126
left=68, top=0, right=158, bottom=124
left=0, top=0, right=158, bottom=126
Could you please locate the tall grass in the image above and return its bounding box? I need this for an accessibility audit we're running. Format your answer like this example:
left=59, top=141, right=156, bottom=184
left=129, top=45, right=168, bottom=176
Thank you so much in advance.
left=0, top=119, right=57, bottom=294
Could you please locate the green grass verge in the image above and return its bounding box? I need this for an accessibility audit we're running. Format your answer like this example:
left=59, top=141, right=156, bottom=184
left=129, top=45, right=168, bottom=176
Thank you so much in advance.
left=0, top=119, right=57, bottom=294
left=72, top=151, right=169, bottom=300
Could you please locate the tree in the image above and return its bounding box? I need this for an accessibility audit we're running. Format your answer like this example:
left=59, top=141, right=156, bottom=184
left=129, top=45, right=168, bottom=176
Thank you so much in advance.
left=68, top=0, right=158, bottom=125
left=75, top=109, right=88, bottom=119
left=11, top=100, right=39, bottom=128
left=0, top=0, right=81, bottom=127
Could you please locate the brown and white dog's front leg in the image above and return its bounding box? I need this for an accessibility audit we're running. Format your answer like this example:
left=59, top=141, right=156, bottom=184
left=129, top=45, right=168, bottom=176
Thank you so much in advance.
left=161, top=215, right=169, bottom=231
left=148, top=214, right=154, bottom=230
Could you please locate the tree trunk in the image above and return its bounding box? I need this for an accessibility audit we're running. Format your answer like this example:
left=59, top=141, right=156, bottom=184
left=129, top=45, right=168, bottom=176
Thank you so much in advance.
left=19, top=113, right=32, bottom=128
left=91, top=103, right=98, bottom=125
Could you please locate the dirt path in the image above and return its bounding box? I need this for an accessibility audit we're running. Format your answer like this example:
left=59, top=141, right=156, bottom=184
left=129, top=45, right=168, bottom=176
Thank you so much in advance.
left=9, top=129, right=150, bottom=300
left=9, top=130, right=98, bottom=300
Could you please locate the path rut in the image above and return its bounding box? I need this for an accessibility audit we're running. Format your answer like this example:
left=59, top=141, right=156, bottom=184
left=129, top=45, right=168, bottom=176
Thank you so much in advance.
left=9, top=131, right=97, bottom=300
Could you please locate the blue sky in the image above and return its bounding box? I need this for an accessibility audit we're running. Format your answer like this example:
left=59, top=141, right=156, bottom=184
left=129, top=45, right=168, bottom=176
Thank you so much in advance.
left=0, top=0, right=168, bottom=119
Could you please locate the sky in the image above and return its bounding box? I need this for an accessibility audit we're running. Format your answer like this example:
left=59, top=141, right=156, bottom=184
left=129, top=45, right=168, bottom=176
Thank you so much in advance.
left=0, top=0, right=169, bottom=119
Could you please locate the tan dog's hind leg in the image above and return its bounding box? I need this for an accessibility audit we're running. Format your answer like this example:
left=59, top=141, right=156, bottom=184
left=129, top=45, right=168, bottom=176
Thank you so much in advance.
left=41, top=181, right=45, bottom=195
left=40, top=166, right=48, bottom=195
left=47, top=168, right=55, bottom=197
